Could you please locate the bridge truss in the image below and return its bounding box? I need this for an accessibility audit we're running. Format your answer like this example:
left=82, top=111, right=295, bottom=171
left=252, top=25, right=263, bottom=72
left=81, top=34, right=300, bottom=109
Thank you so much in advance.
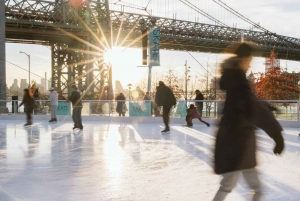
left=4, top=0, right=300, bottom=97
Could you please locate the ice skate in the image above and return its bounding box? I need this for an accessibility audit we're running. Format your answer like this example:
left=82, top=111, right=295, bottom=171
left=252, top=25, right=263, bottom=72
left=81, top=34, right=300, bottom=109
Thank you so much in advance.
left=183, top=123, right=193, bottom=127
left=161, top=127, right=170, bottom=134
left=24, top=121, right=32, bottom=127
left=206, top=123, right=210, bottom=127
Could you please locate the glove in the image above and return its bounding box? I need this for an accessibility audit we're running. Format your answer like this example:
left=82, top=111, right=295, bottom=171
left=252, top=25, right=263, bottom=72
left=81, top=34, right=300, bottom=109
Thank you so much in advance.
left=273, top=134, right=284, bottom=155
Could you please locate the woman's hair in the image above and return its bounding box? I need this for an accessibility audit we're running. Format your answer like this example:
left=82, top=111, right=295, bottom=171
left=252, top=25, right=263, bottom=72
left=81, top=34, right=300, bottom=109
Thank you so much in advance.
left=24, top=88, right=33, bottom=98
left=234, top=43, right=253, bottom=58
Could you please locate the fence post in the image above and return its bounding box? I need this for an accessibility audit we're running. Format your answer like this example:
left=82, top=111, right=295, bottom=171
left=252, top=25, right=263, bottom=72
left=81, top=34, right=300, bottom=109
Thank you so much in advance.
left=297, top=100, right=299, bottom=121
left=88, top=101, right=91, bottom=116
left=216, top=100, right=218, bottom=118
left=108, top=100, right=111, bottom=116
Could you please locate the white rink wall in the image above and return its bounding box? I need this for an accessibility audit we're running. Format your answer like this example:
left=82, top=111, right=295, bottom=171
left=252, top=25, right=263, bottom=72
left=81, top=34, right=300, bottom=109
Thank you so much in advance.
left=1, top=114, right=300, bottom=128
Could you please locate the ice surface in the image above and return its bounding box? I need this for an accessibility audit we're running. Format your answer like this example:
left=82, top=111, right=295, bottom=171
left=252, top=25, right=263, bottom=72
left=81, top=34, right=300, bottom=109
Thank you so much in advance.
left=0, top=120, right=299, bottom=201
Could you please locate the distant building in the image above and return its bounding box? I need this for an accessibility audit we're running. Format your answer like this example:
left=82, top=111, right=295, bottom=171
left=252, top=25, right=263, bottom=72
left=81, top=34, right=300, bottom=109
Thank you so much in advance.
left=288, top=71, right=300, bottom=90
left=115, top=80, right=126, bottom=95
left=10, top=79, right=19, bottom=92
left=20, top=79, right=27, bottom=90
left=41, top=78, right=47, bottom=93
left=48, top=78, right=52, bottom=90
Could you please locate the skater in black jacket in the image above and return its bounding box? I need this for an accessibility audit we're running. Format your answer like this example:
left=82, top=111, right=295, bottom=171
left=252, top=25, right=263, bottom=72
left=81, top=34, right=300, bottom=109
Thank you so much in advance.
left=66, top=85, right=83, bottom=130
left=155, top=81, right=176, bottom=133
left=213, top=43, right=284, bottom=201
left=19, top=88, right=35, bottom=126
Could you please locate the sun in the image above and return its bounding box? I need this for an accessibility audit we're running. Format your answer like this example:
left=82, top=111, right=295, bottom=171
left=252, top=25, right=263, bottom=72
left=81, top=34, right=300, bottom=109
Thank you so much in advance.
left=104, top=47, right=118, bottom=64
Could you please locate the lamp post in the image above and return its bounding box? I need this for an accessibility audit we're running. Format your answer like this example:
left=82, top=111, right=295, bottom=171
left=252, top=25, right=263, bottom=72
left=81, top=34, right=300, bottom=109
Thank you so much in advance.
left=128, top=83, right=132, bottom=100
left=19, top=51, right=31, bottom=88
left=297, top=81, right=300, bottom=121
left=184, top=60, right=191, bottom=101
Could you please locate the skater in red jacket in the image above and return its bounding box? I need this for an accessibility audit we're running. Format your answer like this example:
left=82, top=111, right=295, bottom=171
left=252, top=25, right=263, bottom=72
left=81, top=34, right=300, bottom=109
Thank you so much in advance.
left=185, top=104, right=210, bottom=127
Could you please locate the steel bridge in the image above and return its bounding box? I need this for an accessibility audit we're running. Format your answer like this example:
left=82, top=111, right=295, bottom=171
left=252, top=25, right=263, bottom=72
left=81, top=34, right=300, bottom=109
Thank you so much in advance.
left=3, top=0, right=300, bottom=98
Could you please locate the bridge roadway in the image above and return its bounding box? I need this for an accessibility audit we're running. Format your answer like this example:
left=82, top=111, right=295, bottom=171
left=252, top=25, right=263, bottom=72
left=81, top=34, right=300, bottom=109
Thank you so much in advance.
left=4, top=0, right=300, bottom=61
left=0, top=118, right=299, bottom=201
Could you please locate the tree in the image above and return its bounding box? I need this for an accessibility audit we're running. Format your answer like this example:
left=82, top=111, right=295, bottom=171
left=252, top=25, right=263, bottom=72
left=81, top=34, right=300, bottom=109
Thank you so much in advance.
left=251, top=50, right=299, bottom=100
left=164, top=69, right=184, bottom=99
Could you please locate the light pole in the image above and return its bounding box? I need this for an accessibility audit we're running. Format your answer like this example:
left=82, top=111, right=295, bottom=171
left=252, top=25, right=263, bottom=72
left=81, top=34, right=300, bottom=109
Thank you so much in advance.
left=128, top=83, right=132, bottom=100
left=19, top=51, right=31, bottom=88
left=184, top=60, right=191, bottom=101
left=297, top=81, right=300, bottom=121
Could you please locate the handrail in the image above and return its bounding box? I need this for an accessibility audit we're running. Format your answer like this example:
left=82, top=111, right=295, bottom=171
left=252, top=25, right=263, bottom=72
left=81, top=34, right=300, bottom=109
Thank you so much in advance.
left=0, top=100, right=299, bottom=121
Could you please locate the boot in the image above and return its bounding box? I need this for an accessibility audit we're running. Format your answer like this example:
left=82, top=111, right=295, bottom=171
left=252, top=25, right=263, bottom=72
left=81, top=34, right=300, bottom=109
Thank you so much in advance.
left=49, top=118, right=55, bottom=122
left=73, top=124, right=78, bottom=129
left=206, top=123, right=210, bottom=127
left=54, top=118, right=57, bottom=122
left=161, top=127, right=170, bottom=133
left=24, top=121, right=32, bottom=126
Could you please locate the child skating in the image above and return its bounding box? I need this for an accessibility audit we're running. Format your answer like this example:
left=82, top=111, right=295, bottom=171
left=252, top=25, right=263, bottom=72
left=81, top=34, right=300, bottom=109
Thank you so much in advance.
left=185, top=104, right=210, bottom=127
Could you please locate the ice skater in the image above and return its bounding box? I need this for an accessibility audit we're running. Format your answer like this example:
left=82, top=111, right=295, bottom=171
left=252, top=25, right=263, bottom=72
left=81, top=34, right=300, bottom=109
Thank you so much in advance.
left=194, top=89, right=204, bottom=117
left=185, top=104, right=210, bottom=127
left=66, top=85, right=83, bottom=130
left=48, top=87, right=58, bottom=123
left=155, top=81, right=177, bottom=133
left=213, top=43, right=284, bottom=201
left=115, top=93, right=126, bottom=116
left=19, top=88, right=35, bottom=126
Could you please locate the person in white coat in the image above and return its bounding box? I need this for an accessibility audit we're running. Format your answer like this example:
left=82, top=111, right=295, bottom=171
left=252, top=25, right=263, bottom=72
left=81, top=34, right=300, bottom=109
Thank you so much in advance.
left=48, top=87, right=58, bottom=123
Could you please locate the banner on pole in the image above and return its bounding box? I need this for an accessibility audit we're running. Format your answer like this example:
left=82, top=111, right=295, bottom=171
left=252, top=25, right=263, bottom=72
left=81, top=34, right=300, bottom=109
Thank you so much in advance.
left=149, top=28, right=160, bottom=66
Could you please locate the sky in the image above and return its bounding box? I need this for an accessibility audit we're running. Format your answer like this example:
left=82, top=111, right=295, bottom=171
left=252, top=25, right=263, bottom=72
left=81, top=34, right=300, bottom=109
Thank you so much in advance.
left=5, top=0, right=300, bottom=91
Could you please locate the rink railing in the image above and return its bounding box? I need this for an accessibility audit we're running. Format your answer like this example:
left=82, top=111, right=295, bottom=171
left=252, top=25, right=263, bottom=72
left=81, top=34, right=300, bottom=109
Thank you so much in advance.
left=0, top=100, right=300, bottom=121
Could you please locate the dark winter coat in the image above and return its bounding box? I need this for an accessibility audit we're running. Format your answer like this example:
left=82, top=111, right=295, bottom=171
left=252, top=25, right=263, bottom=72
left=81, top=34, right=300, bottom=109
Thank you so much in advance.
left=115, top=94, right=126, bottom=114
left=155, top=84, right=176, bottom=107
left=19, top=93, right=35, bottom=109
left=195, top=93, right=204, bottom=109
left=214, top=57, right=283, bottom=174
left=68, top=90, right=82, bottom=108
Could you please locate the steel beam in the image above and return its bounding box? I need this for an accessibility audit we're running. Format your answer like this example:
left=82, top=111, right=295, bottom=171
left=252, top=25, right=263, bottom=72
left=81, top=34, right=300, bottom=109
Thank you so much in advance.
left=0, top=0, right=6, bottom=101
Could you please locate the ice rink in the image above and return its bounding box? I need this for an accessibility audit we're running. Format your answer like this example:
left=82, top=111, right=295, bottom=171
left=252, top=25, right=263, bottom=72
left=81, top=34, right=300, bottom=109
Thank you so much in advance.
left=0, top=120, right=299, bottom=201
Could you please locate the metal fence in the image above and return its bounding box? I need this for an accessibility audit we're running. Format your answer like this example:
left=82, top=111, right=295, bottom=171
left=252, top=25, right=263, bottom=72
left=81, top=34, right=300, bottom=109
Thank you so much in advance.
left=0, top=100, right=299, bottom=121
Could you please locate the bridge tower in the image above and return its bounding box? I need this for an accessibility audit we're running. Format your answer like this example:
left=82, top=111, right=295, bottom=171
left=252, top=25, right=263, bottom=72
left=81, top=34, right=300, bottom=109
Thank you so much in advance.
left=0, top=1, right=6, bottom=101
left=50, top=0, right=112, bottom=99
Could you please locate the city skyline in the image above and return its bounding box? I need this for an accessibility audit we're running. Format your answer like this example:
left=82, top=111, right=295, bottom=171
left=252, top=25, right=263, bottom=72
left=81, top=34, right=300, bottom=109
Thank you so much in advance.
left=7, top=77, right=51, bottom=95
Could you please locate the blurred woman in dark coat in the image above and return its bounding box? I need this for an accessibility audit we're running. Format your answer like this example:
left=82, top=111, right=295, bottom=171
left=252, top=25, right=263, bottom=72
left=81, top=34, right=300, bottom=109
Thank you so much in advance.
left=213, top=43, right=284, bottom=201
left=115, top=93, right=126, bottom=116
left=19, top=88, right=35, bottom=126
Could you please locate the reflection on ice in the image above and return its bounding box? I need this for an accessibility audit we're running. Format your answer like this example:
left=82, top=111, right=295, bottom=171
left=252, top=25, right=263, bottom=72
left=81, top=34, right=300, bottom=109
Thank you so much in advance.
left=0, top=121, right=299, bottom=201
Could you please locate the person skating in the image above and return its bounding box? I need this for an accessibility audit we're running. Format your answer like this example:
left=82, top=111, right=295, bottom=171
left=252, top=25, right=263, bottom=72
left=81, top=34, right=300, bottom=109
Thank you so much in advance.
left=194, top=89, right=204, bottom=117
left=213, top=43, right=284, bottom=201
left=115, top=93, right=126, bottom=116
left=66, top=85, right=83, bottom=130
left=184, top=104, right=210, bottom=127
left=155, top=81, right=176, bottom=133
left=19, top=88, right=35, bottom=126
left=48, top=87, right=58, bottom=123
left=143, top=92, right=154, bottom=116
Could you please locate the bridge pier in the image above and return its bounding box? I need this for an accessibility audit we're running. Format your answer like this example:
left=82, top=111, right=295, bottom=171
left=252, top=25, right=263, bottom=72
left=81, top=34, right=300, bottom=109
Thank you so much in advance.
left=0, top=1, right=6, bottom=101
left=51, top=40, right=109, bottom=100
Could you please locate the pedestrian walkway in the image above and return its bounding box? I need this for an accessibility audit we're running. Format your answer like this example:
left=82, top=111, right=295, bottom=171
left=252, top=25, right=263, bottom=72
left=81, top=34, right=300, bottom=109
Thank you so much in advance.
left=0, top=120, right=299, bottom=201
